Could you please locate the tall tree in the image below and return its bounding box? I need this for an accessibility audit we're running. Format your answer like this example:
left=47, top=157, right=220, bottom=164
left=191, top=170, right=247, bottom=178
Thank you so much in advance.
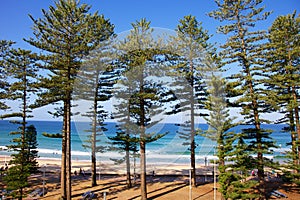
left=4, top=48, right=38, bottom=200
left=168, top=15, right=212, bottom=186
left=25, top=1, right=114, bottom=199
left=115, top=19, right=173, bottom=199
left=75, top=41, right=116, bottom=187
left=209, top=1, right=276, bottom=198
left=204, top=73, right=258, bottom=199
left=264, top=12, right=300, bottom=183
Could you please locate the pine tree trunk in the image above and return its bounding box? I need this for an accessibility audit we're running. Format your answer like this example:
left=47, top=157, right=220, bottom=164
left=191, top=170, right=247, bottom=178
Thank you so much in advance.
left=292, top=86, right=300, bottom=171
left=61, top=109, right=67, bottom=200
left=125, top=143, right=132, bottom=188
left=91, top=152, right=96, bottom=186
left=190, top=95, right=196, bottom=187
left=291, top=130, right=298, bottom=166
left=252, top=93, right=265, bottom=199
left=241, top=18, right=265, bottom=196
left=140, top=140, right=147, bottom=200
left=66, top=99, right=72, bottom=200
left=91, top=96, right=97, bottom=187
left=19, top=188, right=23, bottom=200
left=91, top=151, right=97, bottom=187
left=139, top=76, right=147, bottom=200
left=252, top=96, right=265, bottom=199
left=288, top=111, right=298, bottom=172
left=191, top=135, right=196, bottom=187
left=190, top=62, right=196, bottom=187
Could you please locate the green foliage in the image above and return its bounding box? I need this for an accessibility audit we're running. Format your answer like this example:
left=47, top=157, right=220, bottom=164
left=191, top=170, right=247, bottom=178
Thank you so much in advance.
left=212, top=128, right=259, bottom=199
left=42, top=132, right=63, bottom=138
left=4, top=125, right=39, bottom=198
left=168, top=15, right=214, bottom=186
left=219, top=168, right=259, bottom=200
left=2, top=46, right=39, bottom=199
left=0, top=40, right=14, bottom=113
left=282, top=149, right=300, bottom=186
left=5, top=123, right=39, bottom=199
left=203, top=73, right=259, bottom=199
left=115, top=18, right=173, bottom=137
left=25, top=0, right=115, bottom=197
left=264, top=11, right=300, bottom=184
left=114, top=18, right=175, bottom=198
left=109, top=123, right=139, bottom=155
left=24, top=125, right=39, bottom=173
left=6, top=48, right=38, bottom=117
left=75, top=38, right=115, bottom=187
left=209, top=1, right=277, bottom=197
left=209, top=0, right=273, bottom=123
left=4, top=164, right=30, bottom=199
left=26, top=0, right=115, bottom=110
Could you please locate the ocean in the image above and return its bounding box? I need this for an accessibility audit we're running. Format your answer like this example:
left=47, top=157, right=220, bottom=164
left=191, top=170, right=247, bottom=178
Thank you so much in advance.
left=0, top=120, right=291, bottom=165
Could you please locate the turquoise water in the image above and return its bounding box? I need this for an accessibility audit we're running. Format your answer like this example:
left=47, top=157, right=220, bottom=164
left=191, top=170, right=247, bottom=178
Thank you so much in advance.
left=0, top=120, right=291, bottom=164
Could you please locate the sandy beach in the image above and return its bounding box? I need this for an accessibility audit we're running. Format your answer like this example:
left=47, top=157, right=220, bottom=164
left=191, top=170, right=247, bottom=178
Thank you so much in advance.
left=1, top=155, right=300, bottom=199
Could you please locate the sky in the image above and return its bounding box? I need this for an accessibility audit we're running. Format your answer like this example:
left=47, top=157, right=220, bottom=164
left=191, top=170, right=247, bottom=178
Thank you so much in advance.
left=0, top=0, right=299, bottom=121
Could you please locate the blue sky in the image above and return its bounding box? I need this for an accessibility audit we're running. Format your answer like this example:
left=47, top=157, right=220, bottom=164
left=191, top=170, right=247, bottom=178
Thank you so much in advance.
left=0, top=0, right=299, bottom=121
left=0, top=0, right=298, bottom=50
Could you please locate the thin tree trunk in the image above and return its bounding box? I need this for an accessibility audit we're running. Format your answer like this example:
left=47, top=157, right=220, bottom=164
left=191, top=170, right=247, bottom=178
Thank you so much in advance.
left=140, top=73, right=147, bottom=200
left=91, top=93, right=97, bottom=187
left=19, top=188, right=23, bottom=200
left=126, top=109, right=132, bottom=188
left=61, top=111, right=67, bottom=200
left=140, top=139, right=147, bottom=200
left=249, top=80, right=265, bottom=199
left=66, top=98, right=72, bottom=200
left=191, top=133, right=196, bottom=187
left=190, top=84, right=196, bottom=187
left=292, top=86, right=300, bottom=170
left=125, top=142, right=132, bottom=188
left=125, top=103, right=135, bottom=188
left=238, top=10, right=265, bottom=195
left=190, top=60, right=196, bottom=187
left=288, top=109, right=298, bottom=171
left=288, top=46, right=300, bottom=170
left=91, top=143, right=96, bottom=186
left=91, top=142, right=96, bottom=186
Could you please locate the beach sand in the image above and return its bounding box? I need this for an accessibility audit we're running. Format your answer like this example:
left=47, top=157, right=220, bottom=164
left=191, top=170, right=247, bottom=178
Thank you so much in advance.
left=1, top=155, right=300, bottom=199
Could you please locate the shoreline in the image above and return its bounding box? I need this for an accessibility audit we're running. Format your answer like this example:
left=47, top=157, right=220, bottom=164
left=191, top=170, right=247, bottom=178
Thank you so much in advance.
left=0, top=155, right=215, bottom=176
